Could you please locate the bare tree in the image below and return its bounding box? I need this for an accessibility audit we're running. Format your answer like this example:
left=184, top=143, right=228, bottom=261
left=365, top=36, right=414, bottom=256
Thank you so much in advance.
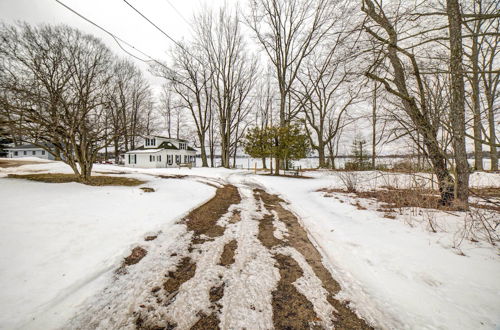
left=480, top=30, right=499, bottom=170
left=293, top=42, right=361, bottom=168
left=0, top=23, right=115, bottom=183
left=195, top=5, right=257, bottom=168
left=156, top=44, right=212, bottom=167
left=360, top=0, right=458, bottom=205
left=254, top=71, right=276, bottom=169
left=446, top=0, right=470, bottom=204
left=106, top=59, right=154, bottom=162
left=247, top=0, right=335, bottom=173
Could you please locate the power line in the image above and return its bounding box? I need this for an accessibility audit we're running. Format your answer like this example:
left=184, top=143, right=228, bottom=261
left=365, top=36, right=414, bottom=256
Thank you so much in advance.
left=122, top=0, right=186, bottom=50
left=55, top=0, right=168, bottom=70
left=121, top=0, right=204, bottom=66
left=164, top=0, right=190, bottom=25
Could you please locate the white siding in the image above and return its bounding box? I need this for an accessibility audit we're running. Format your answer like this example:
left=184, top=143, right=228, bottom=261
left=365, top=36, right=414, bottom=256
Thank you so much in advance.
left=125, top=149, right=196, bottom=168
left=8, top=149, right=54, bottom=160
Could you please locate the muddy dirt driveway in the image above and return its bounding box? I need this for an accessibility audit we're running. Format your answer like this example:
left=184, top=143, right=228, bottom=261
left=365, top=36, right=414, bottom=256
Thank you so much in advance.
left=68, top=177, right=373, bottom=329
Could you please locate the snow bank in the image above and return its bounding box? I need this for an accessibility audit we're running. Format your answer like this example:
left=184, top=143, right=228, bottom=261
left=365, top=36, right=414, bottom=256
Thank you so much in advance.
left=247, top=173, right=500, bottom=330
left=0, top=162, right=216, bottom=329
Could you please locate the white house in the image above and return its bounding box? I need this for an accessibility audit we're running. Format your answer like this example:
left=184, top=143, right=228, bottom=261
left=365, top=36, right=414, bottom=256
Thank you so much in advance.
left=7, top=144, right=55, bottom=160
left=124, top=136, right=197, bottom=168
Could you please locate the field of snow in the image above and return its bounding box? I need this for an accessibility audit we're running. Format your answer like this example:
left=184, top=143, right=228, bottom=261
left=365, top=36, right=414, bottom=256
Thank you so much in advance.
left=1, top=158, right=499, bottom=329
left=0, top=160, right=216, bottom=329
left=245, top=172, right=500, bottom=329
left=204, top=156, right=496, bottom=171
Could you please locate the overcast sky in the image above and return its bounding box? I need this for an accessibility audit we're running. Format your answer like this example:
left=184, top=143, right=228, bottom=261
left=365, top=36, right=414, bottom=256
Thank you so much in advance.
left=0, top=0, right=411, bottom=155
left=0, top=0, right=237, bottom=90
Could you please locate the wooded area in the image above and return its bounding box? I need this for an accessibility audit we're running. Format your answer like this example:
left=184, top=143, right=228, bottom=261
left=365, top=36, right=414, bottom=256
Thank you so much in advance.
left=0, top=0, right=498, bottom=206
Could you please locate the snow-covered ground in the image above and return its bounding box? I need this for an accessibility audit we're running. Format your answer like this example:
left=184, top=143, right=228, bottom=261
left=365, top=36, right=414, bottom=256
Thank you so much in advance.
left=245, top=172, right=500, bottom=330
left=1, top=159, right=499, bottom=329
left=0, top=160, right=216, bottom=329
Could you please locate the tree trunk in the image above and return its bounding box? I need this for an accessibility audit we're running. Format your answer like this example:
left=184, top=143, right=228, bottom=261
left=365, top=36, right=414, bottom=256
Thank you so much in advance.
left=485, top=87, right=498, bottom=170
left=262, top=157, right=267, bottom=169
left=114, top=138, right=119, bottom=164
left=447, top=0, right=470, bottom=206
left=274, top=157, right=280, bottom=175
left=318, top=144, right=326, bottom=168
left=199, top=134, right=208, bottom=167
left=470, top=34, right=483, bottom=170
left=371, top=81, right=377, bottom=169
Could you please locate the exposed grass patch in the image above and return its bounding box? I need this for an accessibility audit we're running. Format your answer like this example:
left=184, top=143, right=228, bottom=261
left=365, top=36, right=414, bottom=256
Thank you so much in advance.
left=319, top=186, right=500, bottom=212
left=8, top=173, right=145, bottom=186
left=471, top=187, right=500, bottom=199
left=0, top=159, right=46, bottom=168
left=184, top=184, right=241, bottom=238
left=219, top=240, right=238, bottom=267
left=256, top=189, right=373, bottom=329
left=123, top=246, right=148, bottom=266
left=259, top=173, right=312, bottom=179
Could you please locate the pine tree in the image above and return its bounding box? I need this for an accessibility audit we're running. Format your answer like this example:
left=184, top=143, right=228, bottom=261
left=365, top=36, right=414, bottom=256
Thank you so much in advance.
left=347, top=136, right=370, bottom=170
left=244, top=124, right=310, bottom=175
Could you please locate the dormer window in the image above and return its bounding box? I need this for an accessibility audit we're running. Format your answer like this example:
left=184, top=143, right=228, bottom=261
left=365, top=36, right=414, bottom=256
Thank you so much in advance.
left=145, top=138, right=156, bottom=147
left=179, top=142, right=186, bottom=150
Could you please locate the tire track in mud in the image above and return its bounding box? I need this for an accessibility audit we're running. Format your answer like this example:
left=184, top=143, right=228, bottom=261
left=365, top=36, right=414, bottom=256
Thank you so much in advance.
left=69, top=179, right=372, bottom=329
left=254, top=188, right=373, bottom=329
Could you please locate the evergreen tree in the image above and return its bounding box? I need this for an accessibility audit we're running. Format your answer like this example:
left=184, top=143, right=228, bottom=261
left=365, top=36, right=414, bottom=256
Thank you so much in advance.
left=347, top=135, right=370, bottom=170
left=244, top=124, right=310, bottom=175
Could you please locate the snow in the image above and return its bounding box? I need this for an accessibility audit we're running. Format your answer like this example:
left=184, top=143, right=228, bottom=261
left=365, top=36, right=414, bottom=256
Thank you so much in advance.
left=246, top=172, right=500, bottom=329
left=1, top=158, right=499, bottom=329
left=0, top=161, right=216, bottom=329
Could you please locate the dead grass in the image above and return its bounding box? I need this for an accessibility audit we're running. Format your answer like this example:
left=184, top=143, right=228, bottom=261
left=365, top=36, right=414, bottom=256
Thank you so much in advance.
left=320, top=186, right=500, bottom=213
left=0, top=159, right=46, bottom=168
left=7, top=173, right=145, bottom=186
left=163, top=257, right=197, bottom=295
left=259, top=173, right=313, bottom=179
left=471, top=187, right=500, bottom=199
left=219, top=240, right=237, bottom=267
left=123, top=247, right=147, bottom=266
left=255, top=189, right=373, bottom=329
left=272, top=253, right=322, bottom=329
left=184, top=185, right=241, bottom=238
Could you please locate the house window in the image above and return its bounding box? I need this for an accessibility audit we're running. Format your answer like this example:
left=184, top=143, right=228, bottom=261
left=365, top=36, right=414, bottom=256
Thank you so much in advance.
left=14, top=151, right=18, bottom=156
left=128, top=154, right=137, bottom=164
left=41, top=150, right=45, bottom=155
left=145, top=138, right=149, bottom=146
left=179, top=143, right=186, bottom=150
left=32, top=151, right=36, bottom=155
left=157, top=155, right=161, bottom=162
left=175, top=155, right=180, bottom=164
left=150, top=155, right=154, bottom=162
left=167, top=155, right=173, bottom=165
left=23, top=151, right=27, bottom=155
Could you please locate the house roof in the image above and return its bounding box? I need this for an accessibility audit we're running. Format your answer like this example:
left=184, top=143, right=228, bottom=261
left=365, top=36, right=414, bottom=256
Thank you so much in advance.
left=145, top=135, right=188, bottom=142
left=135, top=141, right=179, bottom=151
left=7, top=143, right=54, bottom=150
left=125, top=148, right=163, bottom=154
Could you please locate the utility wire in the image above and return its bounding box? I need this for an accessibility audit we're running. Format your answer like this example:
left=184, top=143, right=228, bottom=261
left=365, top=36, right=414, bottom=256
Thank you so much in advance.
left=121, top=0, right=204, bottom=66
left=164, top=0, right=190, bottom=25
left=122, top=0, right=186, bottom=50
left=55, top=0, right=169, bottom=70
